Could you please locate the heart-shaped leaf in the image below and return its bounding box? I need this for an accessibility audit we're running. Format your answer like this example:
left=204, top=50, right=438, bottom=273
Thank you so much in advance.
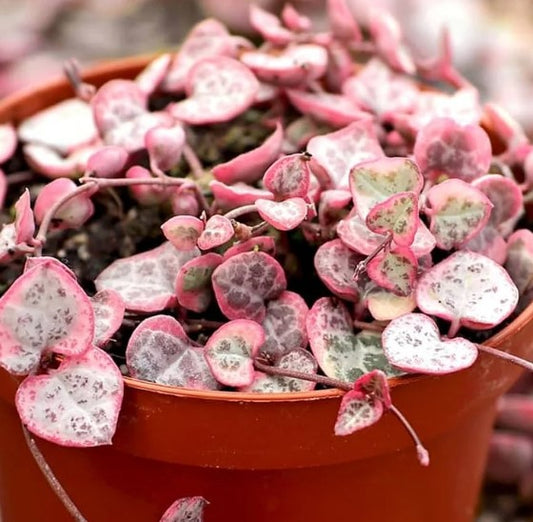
left=205, top=320, right=265, bottom=387
left=413, top=118, right=492, bottom=183
left=353, top=369, right=392, bottom=408
left=16, top=347, right=124, bottom=446
left=314, top=239, right=362, bottom=302
left=212, top=251, right=286, bottom=322
left=307, top=120, right=384, bottom=189
left=416, top=251, right=519, bottom=332
left=170, top=57, right=259, bottom=125
left=171, top=190, right=200, bottom=217
left=260, top=291, right=309, bottom=358
left=18, top=98, right=98, bottom=155
left=223, top=236, right=276, bottom=260
left=161, top=215, right=204, bottom=251
left=210, top=181, right=274, bottom=210
left=0, top=257, right=94, bottom=374
left=334, top=390, right=383, bottom=436
left=256, top=197, right=308, bottom=231
left=364, top=286, right=416, bottom=321
left=425, top=178, right=493, bottom=250
left=176, top=253, right=223, bottom=313
left=126, top=315, right=218, bottom=390
left=135, top=53, right=172, bottom=96
left=350, top=157, right=423, bottom=219
left=307, top=297, right=398, bottom=382
left=197, top=215, right=234, bottom=250
left=90, top=290, right=125, bottom=348
left=366, top=191, right=419, bottom=246
left=95, top=242, right=200, bottom=312
left=250, top=5, right=294, bottom=46
left=87, top=146, right=129, bottom=179
left=382, top=313, right=478, bottom=374
left=146, top=124, right=186, bottom=176
left=241, top=349, right=318, bottom=393
left=263, top=153, right=311, bottom=200
left=505, top=230, right=533, bottom=297
left=367, top=247, right=418, bottom=297
left=0, top=123, right=17, bottom=164
left=13, top=189, right=35, bottom=244
left=159, top=496, right=208, bottom=522
left=212, top=122, right=283, bottom=185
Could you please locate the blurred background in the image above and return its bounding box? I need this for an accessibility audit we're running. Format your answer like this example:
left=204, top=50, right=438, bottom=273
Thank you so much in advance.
left=2, top=0, right=533, bottom=520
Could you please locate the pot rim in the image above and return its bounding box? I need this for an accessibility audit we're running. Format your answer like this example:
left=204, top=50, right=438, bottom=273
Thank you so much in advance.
left=3, top=55, right=533, bottom=404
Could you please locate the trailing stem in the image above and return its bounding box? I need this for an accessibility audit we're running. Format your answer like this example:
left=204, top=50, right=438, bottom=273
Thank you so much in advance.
left=477, top=344, right=533, bottom=372
left=353, top=234, right=393, bottom=281
left=388, top=405, right=429, bottom=466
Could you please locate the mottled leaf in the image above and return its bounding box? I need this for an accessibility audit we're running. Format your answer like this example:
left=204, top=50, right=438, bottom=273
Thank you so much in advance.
left=334, top=390, right=383, bottom=436
left=367, top=247, right=418, bottom=297
left=161, top=215, right=204, bottom=251
left=90, top=290, right=125, bottom=348
left=256, top=197, right=308, bottom=231
left=159, top=496, right=208, bottom=522
left=197, top=215, right=234, bottom=250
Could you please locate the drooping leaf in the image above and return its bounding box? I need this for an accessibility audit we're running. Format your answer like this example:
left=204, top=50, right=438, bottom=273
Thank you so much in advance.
left=90, top=290, right=125, bottom=348
left=249, top=5, right=294, bottom=46
left=135, top=53, right=172, bottom=96
left=353, top=369, right=391, bottom=408
left=256, top=197, right=308, bottom=231
left=223, top=236, right=276, bottom=260
left=0, top=257, right=94, bottom=374
left=13, top=189, right=35, bottom=244
left=212, top=251, right=286, bottom=322
left=145, top=124, right=186, bottom=176
left=318, top=189, right=352, bottom=227
left=161, top=215, right=204, bottom=251
left=382, top=313, right=478, bottom=374
left=263, top=153, right=311, bottom=200
left=159, top=496, right=208, bottom=522
left=16, top=347, right=124, bottom=447
left=334, top=390, right=383, bottom=436
left=197, top=215, right=234, bottom=250
left=281, top=3, right=312, bottom=32
left=367, top=247, right=418, bottom=297
left=210, top=180, right=274, bottom=210
left=126, top=315, right=218, bottom=390
left=87, top=146, right=129, bottom=179
left=0, top=123, right=17, bottom=164
left=205, top=320, right=265, bottom=387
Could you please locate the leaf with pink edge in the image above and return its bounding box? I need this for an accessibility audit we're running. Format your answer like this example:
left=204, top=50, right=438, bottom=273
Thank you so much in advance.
left=307, top=298, right=398, bottom=382
left=87, top=146, right=129, bottom=179
left=240, top=45, right=328, bottom=87
left=425, top=179, right=493, bottom=250
left=364, top=287, right=416, bottom=321
left=250, top=5, right=293, bottom=46
left=334, top=390, right=383, bottom=436
left=95, top=242, right=200, bottom=313
left=34, top=178, right=94, bottom=230
left=263, top=153, right=311, bottom=199
left=135, top=53, right=172, bottom=96
left=197, top=215, right=234, bottom=250
left=413, top=118, right=492, bottom=183
left=0, top=169, right=6, bottom=209
left=176, top=253, right=223, bottom=313
left=16, top=347, right=123, bottom=446
left=416, top=251, right=519, bottom=333
left=505, top=230, right=533, bottom=297
left=314, top=239, right=362, bottom=302
left=161, top=215, right=204, bottom=251
left=281, top=3, right=312, bottom=32
left=90, top=290, right=125, bottom=348
left=126, top=316, right=218, bottom=390
left=462, top=226, right=507, bottom=265
left=0, top=257, right=94, bottom=375
left=0, top=123, right=17, bottom=163
left=260, top=291, right=309, bottom=358
left=353, top=369, right=391, bottom=408
left=286, top=90, right=369, bottom=128
left=146, top=124, right=186, bottom=176
left=482, top=103, right=528, bottom=151
left=205, top=320, right=265, bottom=387
left=171, top=189, right=200, bottom=217
left=367, top=247, right=418, bottom=297
left=366, top=191, right=419, bottom=246
left=382, top=313, right=478, bottom=374
left=126, top=166, right=174, bottom=206
left=212, top=122, right=283, bottom=185
left=223, top=236, right=276, bottom=260
left=327, top=0, right=361, bottom=42
left=318, top=189, right=352, bottom=227
left=241, top=349, right=317, bottom=393
left=307, top=121, right=385, bottom=189
left=350, top=157, right=423, bottom=219
left=212, top=251, right=286, bottom=322
left=18, top=99, right=97, bottom=155
left=256, top=198, right=307, bottom=231
left=170, top=57, right=259, bottom=125
left=210, top=181, right=273, bottom=210
left=159, top=496, right=208, bottom=522
left=13, top=189, right=34, bottom=244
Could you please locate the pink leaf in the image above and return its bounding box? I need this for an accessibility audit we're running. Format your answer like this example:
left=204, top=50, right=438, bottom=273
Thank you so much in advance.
left=34, top=178, right=94, bottom=230
left=90, top=290, right=125, bottom=348
left=212, top=251, right=286, bottom=322
left=334, top=390, right=383, bottom=436
left=170, top=57, right=259, bottom=125
left=171, top=190, right=200, bottom=217
left=281, top=3, right=312, bottom=32
left=263, top=153, right=311, bottom=199
left=307, top=120, right=384, bottom=189
left=14, top=189, right=35, bottom=244
left=462, top=226, right=507, bottom=265
left=382, top=313, right=478, bottom=374
left=0, top=169, right=6, bottom=209
left=18, top=98, right=98, bottom=155
left=0, top=123, right=17, bottom=163
left=240, top=44, right=328, bottom=87
left=222, top=236, right=276, bottom=259
left=146, top=124, right=186, bottom=176
left=256, top=197, right=308, bottom=231
left=212, top=122, right=283, bottom=185
left=175, top=253, right=223, bottom=313
left=159, top=496, right=208, bottom=522
left=425, top=179, right=493, bottom=250
left=0, top=257, right=94, bottom=375
left=261, top=291, right=309, bottom=358
left=366, top=191, right=419, bottom=246
left=241, top=349, right=317, bottom=393
left=416, top=251, right=519, bottom=331
left=16, top=347, right=123, bottom=446
left=318, top=189, right=352, bottom=227
left=126, top=316, right=218, bottom=390
left=249, top=5, right=293, bottom=46
left=350, top=157, right=423, bottom=219
left=197, top=215, right=234, bottom=250
left=327, top=0, right=361, bottom=41
left=314, top=239, right=362, bottom=302
left=482, top=103, right=527, bottom=151
left=126, top=166, right=173, bottom=206
left=353, top=369, right=391, bottom=408
left=87, top=146, right=129, bottom=179
left=205, top=320, right=265, bottom=387
left=95, top=242, right=200, bottom=313
left=367, top=247, right=418, bottom=297
left=135, top=53, right=172, bottom=96
left=364, top=287, right=416, bottom=321
left=210, top=180, right=273, bottom=210
left=413, top=118, right=492, bottom=183
left=505, top=230, right=533, bottom=295
left=161, top=215, right=204, bottom=251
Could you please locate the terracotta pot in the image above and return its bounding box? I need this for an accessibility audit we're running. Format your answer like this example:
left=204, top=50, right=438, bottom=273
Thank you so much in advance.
left=1, top=57, right=533, bottom=522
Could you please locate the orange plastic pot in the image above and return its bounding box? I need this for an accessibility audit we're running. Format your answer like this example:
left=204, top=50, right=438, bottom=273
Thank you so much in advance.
left=1, top=58, right=533, bottom=522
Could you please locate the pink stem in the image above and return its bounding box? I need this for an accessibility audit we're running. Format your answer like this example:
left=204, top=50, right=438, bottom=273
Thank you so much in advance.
left=6, top=170, right=35, bottom=185
left=477, top=344, right=533, bottom=372
left=224, top=204, right=258, bottom=221
left=388, top=405, right=430, bottom=466
left=63, top=58, right=95, bottom=102
left=183, top=144, right=204, bottom=179
left=353, top=234, right=392, bottom=281
left=353, top=320, right=386, bottom=333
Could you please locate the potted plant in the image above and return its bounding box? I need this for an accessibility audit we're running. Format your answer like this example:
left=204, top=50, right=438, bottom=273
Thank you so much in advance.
left=1, top=2, right=533, bottom=521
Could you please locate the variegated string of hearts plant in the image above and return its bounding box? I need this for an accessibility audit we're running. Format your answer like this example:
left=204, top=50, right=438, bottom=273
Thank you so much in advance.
left=2, top=1, right=533, bottom=520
